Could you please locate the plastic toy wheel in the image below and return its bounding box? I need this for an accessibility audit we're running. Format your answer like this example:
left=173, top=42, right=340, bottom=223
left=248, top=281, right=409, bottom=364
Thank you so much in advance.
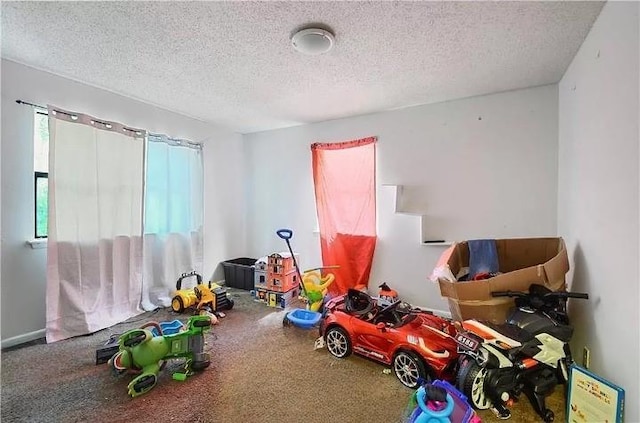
left=325, top=327, right=352, bottom=358
left=192, top=360, right=211, bottom=371
left=171, top=296, right=185, bottom=313
left=226, top=298, right=234, bottom=310
left=123, top=332, right=147, bottom=348
left=193, top=317, right=212, bottom=328
left=457, top=357, right=491, bottom=409
left=132, top=374, right=157, bottom=394
left=193, top=317, right=211, bottom=328
left=543, top=410, right=554, bottom=422
left=283, top=315, right=291, bottom=327
left=392, top=350, right=429, bottom=389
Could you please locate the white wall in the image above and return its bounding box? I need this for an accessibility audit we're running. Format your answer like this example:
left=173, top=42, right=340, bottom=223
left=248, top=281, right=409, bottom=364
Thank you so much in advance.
left=0, top=59, right=245, bottom=343
left=244, top=84, right=559, bottom=311
left=558, top=2, right=639, bottom=421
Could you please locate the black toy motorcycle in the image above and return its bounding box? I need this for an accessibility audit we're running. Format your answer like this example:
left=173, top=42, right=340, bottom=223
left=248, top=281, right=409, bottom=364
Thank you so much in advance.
left=454, top=284, right=588, bottom=422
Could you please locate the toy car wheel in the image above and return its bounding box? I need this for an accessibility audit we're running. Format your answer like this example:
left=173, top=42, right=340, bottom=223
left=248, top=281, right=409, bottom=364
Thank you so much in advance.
left=282, top=315, right=290, bottom=327
left=171, top=296, right=185, bottom=313
left=132, top=374, right=157, bottom=394
left=457, top=357, right=491, bottom=409
left=123, top=332, right=147, bottom=348
left=193, top=317, right=212, bottom=328
left=543, top=409, right=554, bottom=423
left=226, top=298, right=234, bottom=310
left=192, top=360, right=210, bottom=371
left=392, top=350, right=428, bottom=389
left=325, top=327, right=352, bottom=358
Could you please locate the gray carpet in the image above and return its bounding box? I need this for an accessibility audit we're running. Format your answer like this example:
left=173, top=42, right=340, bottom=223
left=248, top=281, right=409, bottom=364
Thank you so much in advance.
left=1, top=289, right=564, bottom=423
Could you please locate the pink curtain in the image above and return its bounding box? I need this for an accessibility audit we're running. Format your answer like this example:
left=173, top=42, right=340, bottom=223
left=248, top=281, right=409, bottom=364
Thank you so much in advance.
left=311, top=137, right=377, bottom=295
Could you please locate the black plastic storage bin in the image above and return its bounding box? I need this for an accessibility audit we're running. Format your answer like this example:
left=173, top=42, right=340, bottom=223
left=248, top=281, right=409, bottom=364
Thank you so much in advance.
left=221, top=257, right=256, bottom=290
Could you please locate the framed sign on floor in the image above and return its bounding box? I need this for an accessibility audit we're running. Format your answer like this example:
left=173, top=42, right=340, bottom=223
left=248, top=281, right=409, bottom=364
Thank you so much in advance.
left=567, top=364, right=625, bottom=423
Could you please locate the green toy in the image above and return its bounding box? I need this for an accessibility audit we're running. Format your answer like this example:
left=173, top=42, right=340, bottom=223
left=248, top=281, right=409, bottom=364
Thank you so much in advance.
left=108, top=315, right=212, bottom=397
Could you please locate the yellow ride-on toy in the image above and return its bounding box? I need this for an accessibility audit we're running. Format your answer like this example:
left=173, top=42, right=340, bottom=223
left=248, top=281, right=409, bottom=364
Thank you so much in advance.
left=171, top=271, right=234, bottom=316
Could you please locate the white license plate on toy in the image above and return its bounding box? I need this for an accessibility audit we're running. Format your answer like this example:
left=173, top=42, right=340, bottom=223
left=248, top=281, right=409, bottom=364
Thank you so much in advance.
left=455, top=333, right=480, bottom=351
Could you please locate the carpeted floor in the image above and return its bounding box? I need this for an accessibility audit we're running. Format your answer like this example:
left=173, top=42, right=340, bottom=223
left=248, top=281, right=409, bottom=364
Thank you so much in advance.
left=1, top=289, right=565, bottom=423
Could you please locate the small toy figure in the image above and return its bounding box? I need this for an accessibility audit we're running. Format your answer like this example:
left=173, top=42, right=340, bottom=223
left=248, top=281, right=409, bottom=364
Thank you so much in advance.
left=378, top=282, right=399, bottom=307
left=109, top=315, right=212, bottom=397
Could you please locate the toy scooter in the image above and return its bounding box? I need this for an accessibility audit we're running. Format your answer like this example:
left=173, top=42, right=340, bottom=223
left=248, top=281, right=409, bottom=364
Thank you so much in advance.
left=277, top=229, right=336, bottom=329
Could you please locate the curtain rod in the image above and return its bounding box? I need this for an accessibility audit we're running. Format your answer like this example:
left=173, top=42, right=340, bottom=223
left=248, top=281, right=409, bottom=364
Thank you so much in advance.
left=16, top=99, right=47, bottom=110
left=147, top=133, right=202, bottom=149
left=19, top=100, right=84, bottom=123
left=17, top=99, right=144, bottom=135
left=17, top=98, right=201, bottom=147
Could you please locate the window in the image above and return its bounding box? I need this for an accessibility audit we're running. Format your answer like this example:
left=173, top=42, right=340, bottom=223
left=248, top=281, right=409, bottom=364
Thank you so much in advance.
left=34, top=110, right=49, bottom=238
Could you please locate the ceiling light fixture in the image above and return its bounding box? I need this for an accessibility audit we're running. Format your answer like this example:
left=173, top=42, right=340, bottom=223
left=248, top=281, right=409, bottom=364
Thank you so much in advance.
left=291, top=28, right=335, bottom=55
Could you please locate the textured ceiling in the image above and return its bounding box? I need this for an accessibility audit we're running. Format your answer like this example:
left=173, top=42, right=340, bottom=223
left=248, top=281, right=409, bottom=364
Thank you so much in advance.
left=2, top=1, right=603, bottom=134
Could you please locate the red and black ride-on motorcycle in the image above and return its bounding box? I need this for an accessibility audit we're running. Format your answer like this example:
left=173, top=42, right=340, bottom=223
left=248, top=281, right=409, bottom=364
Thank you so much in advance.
left=454, top=284, right=589, bottom=422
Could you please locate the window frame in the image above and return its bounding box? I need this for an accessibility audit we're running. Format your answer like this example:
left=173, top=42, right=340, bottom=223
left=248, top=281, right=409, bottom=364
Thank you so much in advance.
left=33, top=109, right=49, bottom=240
left=34, top=171, right=48, bottom=239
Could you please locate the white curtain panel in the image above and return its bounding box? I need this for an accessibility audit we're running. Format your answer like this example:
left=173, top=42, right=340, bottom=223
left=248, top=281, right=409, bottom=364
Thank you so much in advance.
left=46, top=107, right=145, bottom=343
left=141, top=135, right=203, bottom=311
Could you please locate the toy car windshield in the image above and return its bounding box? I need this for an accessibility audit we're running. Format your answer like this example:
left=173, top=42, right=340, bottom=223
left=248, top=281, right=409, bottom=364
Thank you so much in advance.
left=344, top=289, right=375, bottom=317
left=374, top=300, right=417, bottom=328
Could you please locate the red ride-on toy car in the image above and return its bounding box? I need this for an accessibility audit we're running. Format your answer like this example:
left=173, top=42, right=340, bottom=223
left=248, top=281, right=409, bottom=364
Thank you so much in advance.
left=319, top=289, right=460, bottom=388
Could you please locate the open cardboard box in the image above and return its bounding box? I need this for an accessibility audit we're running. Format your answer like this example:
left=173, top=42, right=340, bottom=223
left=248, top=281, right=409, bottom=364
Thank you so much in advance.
left=437, top=237, right=569, bottom=323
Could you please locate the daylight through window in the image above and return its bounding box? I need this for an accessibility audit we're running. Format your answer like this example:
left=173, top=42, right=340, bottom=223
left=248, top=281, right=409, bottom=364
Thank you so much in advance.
left=34, top=110, right=49, bottom=238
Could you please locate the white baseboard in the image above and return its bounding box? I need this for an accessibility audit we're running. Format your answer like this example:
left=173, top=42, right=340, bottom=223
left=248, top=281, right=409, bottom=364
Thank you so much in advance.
left=1, top=329, right=46, bottom=349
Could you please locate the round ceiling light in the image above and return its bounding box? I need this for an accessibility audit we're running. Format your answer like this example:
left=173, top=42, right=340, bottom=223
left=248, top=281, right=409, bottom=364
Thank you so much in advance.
left=291, top=28, right=335, bottom=55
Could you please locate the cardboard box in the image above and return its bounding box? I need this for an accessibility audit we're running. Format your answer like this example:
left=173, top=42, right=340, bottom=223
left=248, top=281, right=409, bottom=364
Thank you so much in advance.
left=437, top=237, right=569, bottom=322
left=446, top=297, right=516, bottom=324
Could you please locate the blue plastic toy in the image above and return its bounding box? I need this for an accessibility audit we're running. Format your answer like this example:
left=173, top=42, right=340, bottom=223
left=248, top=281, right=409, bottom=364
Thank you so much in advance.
left=410, top=386, right=455, bottom=423
left=284, top=308, right=322, bottom=329
left=406, top=380, right=481, bottom=423
left=277, top=228, right=326, bottom=330
left=149, top=320, right=185, bottom=337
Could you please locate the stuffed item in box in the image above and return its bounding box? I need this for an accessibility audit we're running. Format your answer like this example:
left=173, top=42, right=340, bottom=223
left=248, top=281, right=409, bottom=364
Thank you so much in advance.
left=467, top=239, right=499, bottom=280
left=429, top=244, right=457, bottom=283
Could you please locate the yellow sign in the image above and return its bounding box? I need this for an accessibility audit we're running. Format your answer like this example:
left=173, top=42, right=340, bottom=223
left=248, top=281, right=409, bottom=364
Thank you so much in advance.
left=567, top=364, right=624, bottom=423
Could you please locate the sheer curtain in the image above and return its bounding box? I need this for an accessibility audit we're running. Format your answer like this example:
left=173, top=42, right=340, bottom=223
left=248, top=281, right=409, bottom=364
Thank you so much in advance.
left=46, top=107, right=145, bottom=342
left=141, top=134, right=203, bottom=310
left=311, top=137, right=377, bottom=294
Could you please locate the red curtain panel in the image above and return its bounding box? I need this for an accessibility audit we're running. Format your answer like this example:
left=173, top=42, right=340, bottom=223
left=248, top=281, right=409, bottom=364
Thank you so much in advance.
left=311, top=136, right=377, bottom=295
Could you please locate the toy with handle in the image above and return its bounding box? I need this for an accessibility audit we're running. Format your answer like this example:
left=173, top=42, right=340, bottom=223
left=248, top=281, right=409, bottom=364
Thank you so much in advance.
left=406, top=380, right=481, bottom=423
left=276, top=229, right=308, bottom=299
left=412, top=385, right=455, bottom=423
left=301, top=267, right=337, bottom=312
left=277, top=228, right=330, bottom=329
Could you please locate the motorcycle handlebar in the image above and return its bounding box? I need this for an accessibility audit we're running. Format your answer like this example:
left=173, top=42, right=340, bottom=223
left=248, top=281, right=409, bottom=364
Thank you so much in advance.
left=491, top=291, right=526, bottom=298
left=565, top=292, right=589, bottom=299
left=491, top=290, right=589, bottom=300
